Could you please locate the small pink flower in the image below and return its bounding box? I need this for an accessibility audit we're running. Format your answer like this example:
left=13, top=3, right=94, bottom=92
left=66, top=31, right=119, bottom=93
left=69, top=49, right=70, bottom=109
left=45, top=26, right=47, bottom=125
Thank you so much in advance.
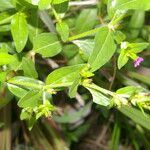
left=134, top=57, right=144, bottom=67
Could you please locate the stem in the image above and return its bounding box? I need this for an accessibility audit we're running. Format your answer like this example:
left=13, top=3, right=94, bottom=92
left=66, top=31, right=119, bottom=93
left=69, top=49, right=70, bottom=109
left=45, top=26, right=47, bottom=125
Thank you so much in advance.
left=38, top=10, right=56, bottom=33
left=43, top=92, right=46, bottom=104
left=67, top=27, right=102, bottom=41
left=83, top=83, right=114, bottom=96
left=51, top=7, right=62, bottom=23
left=109, top=57, right=117, bottom=90
left=68, top=11, right=126, bottom=41
left=109, top=11, right=127, bottom=26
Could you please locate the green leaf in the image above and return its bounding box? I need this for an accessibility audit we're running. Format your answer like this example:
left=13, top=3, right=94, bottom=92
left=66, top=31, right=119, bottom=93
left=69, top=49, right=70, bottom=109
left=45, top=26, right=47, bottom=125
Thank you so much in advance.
left=75, top=9, right=97, bottom=34
left=0, top=0, right=14, bottom=11
left=0, top=24, right=10, bottom=32
left=129, top=43, right=149, bottom=53
left=113, top=31, right=126, bottom=44
left=0, top=53, right=16, bottom=65
left=27, top=116, right=36, bottom=131
left=109, top=122, right=120, bottom=150
left=22, top=57, right=38, bottom=78
left=0, top=72, right=7, bottom=82
left=16, top=0, right=37, bottom=8
left=23, top=0, right=35, bottom=5
left=68, top=76, right=81, bottom=98
left=70, top=124, right=90, bottom=142
left=0, top=10, right=16, bottom=25
left=86, top=87, right=110, bottom=107
left=20, top=109, right=31, bottom=120
left=108, top=0, right=150, bottom=17
left=68, top=53, right=84, bottom=66
left=118, top=106, right=150, bottom=130
left=9, top=54, right=22, bottom=71
left=116, top=86, right=143, bottom=96
left=56, top=22, right=69, bottom=42
left=118, top=42, right=149, bottom=69
left=27, top=10, right=43, bottom=42
left=53, top=1, right=69, bottom=13
left=38, top=0, right=51, bottom=10
left=18, top=90, right=42, bottom=108
left=53, top=102, right=92, bottom=123
left=88, top=26, right=116, bottom=72
left=11, top=12, right=28, bottom=53
left=128, top=72, right=150, bottom=85
left=62, top=44, right=78, bottom=59
left=7, top=83, right=28, bottom=98
left=73, top=39, right=94, bottom=57
left=0, top=44, right=8, bottom=53
left=46, top=64, right=85, bottom=85
left=52, top=0, right=68, bottom=4
left=33, top=33, right=62, bottom=57
left=117, top=49, right=129, bottom=69
left=20, top=109, right=36, bottom=130
left=129, top=11, right=145, bottom=39
left=8, top=76, right=44, bottom=90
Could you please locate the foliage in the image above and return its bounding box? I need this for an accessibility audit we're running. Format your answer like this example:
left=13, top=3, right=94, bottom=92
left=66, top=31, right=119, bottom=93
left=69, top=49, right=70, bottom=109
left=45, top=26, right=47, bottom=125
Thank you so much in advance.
left=0, top=0, right=150, bottom=149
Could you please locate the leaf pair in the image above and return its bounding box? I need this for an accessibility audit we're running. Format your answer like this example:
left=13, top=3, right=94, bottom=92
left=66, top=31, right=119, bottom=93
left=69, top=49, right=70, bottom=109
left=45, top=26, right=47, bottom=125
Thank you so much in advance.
left=118, top=42, right=149, bottom=69
left=11, top=13, right=63, bottom=58
left=46, top=64, right=85, bottom=98
left=7, top=76, right=44, bottom=108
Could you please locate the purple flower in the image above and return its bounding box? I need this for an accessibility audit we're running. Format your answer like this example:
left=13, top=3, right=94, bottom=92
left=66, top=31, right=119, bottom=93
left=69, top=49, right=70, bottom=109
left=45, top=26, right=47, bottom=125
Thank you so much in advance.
left=134, top=57, right=144, bottom=67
